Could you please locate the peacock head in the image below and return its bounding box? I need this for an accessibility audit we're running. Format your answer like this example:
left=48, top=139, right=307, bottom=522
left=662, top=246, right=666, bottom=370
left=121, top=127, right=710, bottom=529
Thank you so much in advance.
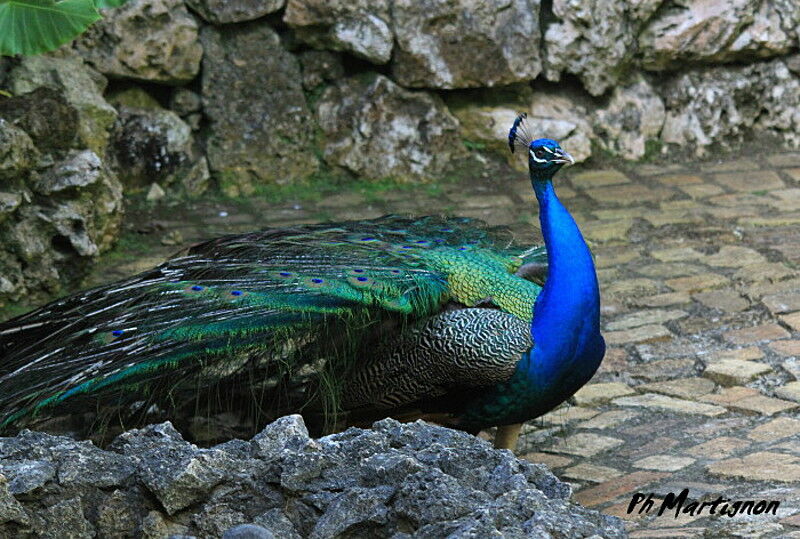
left=508, top=113, right=574, bottom=180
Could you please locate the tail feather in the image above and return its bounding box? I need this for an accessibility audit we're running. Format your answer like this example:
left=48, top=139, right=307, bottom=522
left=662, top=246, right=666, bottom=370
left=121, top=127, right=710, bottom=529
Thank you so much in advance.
left=0, top=215, right=543, bottom=432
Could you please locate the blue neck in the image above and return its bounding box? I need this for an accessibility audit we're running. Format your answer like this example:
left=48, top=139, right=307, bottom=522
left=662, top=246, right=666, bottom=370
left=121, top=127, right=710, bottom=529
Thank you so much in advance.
left=528, top=177, right=602, bottom=389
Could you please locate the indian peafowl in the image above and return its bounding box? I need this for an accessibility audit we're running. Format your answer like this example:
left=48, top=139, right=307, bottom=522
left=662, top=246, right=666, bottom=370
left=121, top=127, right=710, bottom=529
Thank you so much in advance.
left=0, top=114, right=604, bottom=449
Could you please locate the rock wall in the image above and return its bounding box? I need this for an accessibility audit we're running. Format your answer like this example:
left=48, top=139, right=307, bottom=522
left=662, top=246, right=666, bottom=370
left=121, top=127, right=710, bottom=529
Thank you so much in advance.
left=2, top=0, right=800, bottom=301
left=0, top=416, right=625, bottom=538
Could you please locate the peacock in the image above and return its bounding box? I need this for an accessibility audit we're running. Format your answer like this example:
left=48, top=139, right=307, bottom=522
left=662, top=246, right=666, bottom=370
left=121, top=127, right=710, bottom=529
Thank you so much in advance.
left=0, top=114, right=604, bottom=450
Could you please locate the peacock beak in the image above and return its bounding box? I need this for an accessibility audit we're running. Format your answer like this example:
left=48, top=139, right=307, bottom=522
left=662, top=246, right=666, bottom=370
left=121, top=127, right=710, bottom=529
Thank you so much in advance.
left=553, top=150, right=575, bottom=165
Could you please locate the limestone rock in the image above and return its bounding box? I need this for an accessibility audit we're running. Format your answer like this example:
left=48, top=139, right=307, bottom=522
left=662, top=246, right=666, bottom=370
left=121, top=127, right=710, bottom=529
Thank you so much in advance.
left=0, top=88, right=78, bottom=154
left=639, top=0, right=758, bottom=70
left=299, top=51, right=344, bottom=90
left=0, top=149, right=123, bottom=303
left=187, top=0, right=284, bottom=24
left=391, top=0, right=542, bottom=88
left=528, top=88, right=593, bottom=163
left=660, top=58, right=800, bottom=154
left=544, top=0, right=634, bottom=96
left=446, top=85, right=532, bottom=163
left=110, top=105, right=210, bottom=195
left=593, top=76, right=666, bottom=159
left=0, top=120, right=38, bottom=182
left=75, top=0, right=202, bottom=84
left=0, top=417, right=625, bottom=537
left=284, top=0, right=393, bottom=64
left=201, top=22, right=318, bottom=195
left=316, top=74, right=465, bottom=183
left=9, top=55, right=117, bottom=156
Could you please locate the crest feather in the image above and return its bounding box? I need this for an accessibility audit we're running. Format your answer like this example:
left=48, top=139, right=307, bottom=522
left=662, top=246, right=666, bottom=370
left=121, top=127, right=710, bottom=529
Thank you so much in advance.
left=508, top=113, right=533, bottom=154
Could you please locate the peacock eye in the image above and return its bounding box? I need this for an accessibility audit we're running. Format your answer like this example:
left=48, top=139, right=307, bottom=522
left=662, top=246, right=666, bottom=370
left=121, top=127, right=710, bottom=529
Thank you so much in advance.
left=534, top=148, right=546, bottom=159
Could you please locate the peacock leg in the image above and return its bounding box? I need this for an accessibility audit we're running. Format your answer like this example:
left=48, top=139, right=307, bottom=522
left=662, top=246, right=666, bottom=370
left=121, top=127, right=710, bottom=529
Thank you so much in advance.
left=494, top=423, right=522, bottom=451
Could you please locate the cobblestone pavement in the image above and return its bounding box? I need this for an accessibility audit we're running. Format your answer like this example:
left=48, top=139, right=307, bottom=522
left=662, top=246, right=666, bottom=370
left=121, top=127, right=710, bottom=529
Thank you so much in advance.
left=76, top=153, right=800, bottom=537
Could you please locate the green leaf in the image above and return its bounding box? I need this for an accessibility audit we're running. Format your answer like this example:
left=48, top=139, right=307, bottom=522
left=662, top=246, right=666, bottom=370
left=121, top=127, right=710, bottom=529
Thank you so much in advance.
left=93, top=0, right=127, bottom=8
left=0, top=0, right=101, bottom=56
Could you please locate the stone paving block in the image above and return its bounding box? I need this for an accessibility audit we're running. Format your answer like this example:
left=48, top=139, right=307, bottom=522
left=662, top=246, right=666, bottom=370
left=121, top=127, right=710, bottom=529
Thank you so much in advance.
left=606, top=309, right=688, bottom=331
left=573, top=471, right=670, bottom=507
left=593, top=208, right=648, bottom=220
left=728, top=395, right=799, bottom=416
left=763, top=292, right=800, bottom=315
left=594, top=248, right=641, bottom=268
left=687, top=436, right=751, bottom=458
left=596, top=347, right=630, bottom=375
left=747, top=277, right=800, bottom=299
left=700, top=386, right=760, bottom=406
left=770, top=187, right=800, bottom=200
left=638, top=377, right=716, bottom=401
left=679, top=184, right=723, bottom=198
left=605, top=325, right=673, bottom=345
left=775, top=381, right=800, bottom=403
left=520, top=452, right=573, bottom=469
left=635, top=359, right=696, bottom=382
left=747, top=417, right=800, bottom=442
left=538, top=406, right=599, bottom=425
left=702, top=159, right=762, bottom=172
left=583, top=220, right=633, bottom=242
left=544, top=432, right=625, bottom=457
left=657, top=174, right=703, bottom=186
left=573, top=382, right=635, bottom=406
left=707, top=451, right=800, bottom=483
left=651, top=246, right=703, bottom=262
left=570, top=169, right=631, bottom=188
left=781, top=311, right=800, bottom=332
left=770, top=340, right=800, bottom=356
left=702, top=359, right=772, bottom=386
left=704, top=245, right=766, bottom=267
left=708, top=192, right=766, bottom=206
left=613, top=393, right=726, bottom=416
left=637, top=263, right=705, bottom=279
left=706, top=206, right=760, bottom=219
left=768, top=153, right=800, bottom=167
left=563, top=462, right=623, bottom=483
left=585, top=184, right=672, bottom=205
left=618, top=436, right=679, bottom=460
left=724, top=323, right=790, bottom=344
left=643, top=213, right=697, bottom=227
left=692, top=290, right=750, bottom=312
left=734, top=262, right=798, bottom=283
left=633, top=292, right=692, bottom=308
left=740, top=213, right=800, bottom=227
left=578, top=410, right=638, bottom=430
left=708, top=347, right=764, bottom=362
left=633, top=455, right=695, bottom=472
left=605, top=278, right=663, bottom=297
left=713, top=170, right=785, bottom=192
left=666, top=273, right=729, bottom=293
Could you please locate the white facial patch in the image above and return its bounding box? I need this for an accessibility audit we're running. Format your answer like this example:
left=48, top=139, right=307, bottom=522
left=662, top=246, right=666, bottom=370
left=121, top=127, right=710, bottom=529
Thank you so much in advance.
left=529, top=149, right=547, bottom=163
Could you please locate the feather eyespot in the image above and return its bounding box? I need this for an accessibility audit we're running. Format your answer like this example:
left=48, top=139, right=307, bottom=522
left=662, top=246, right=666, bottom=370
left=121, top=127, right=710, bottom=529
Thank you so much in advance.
left=112, top=330, right=124, bottom=337
left=191, top=285, right=203, bottom=291
left=353, top=269, right=365, bottom=273
left=356, top=276, right=369, bottom=282
left=311, top=278, right=324, bottom=284
left=230, top=290, right=243, bottom=296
